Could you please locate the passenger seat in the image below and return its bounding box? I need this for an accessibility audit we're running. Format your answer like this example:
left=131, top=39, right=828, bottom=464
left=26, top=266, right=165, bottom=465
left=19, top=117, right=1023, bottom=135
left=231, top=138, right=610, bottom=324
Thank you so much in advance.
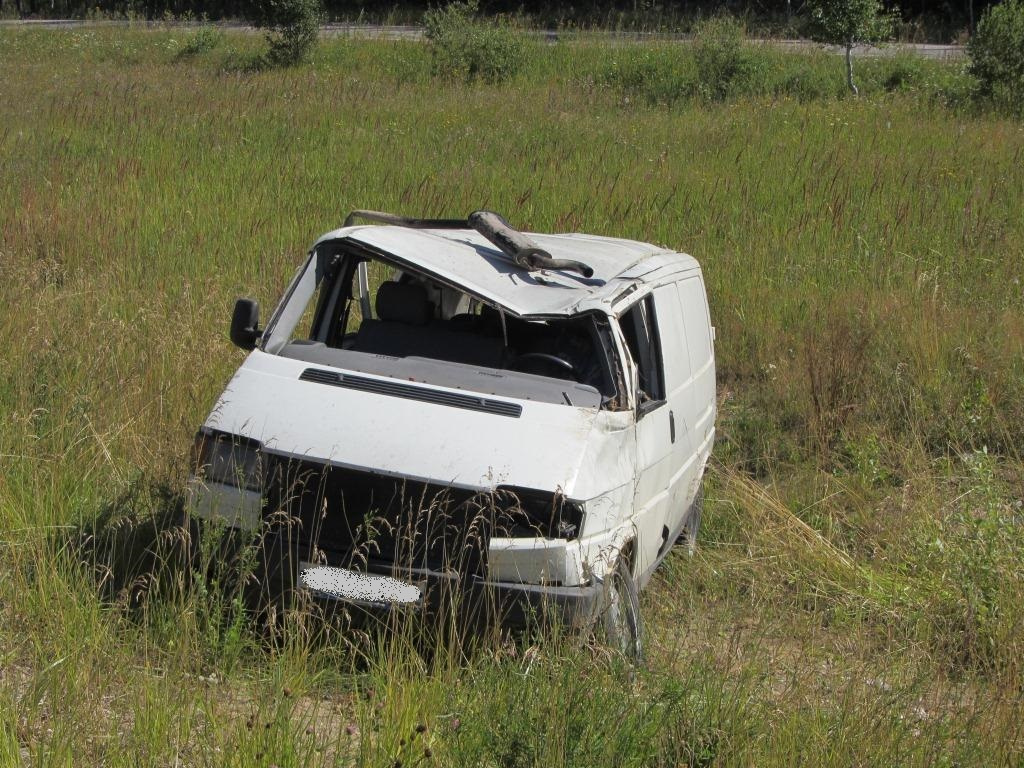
left=352, top=281, right=505, bottom=368
left=351, top=282, right=433, bottom=357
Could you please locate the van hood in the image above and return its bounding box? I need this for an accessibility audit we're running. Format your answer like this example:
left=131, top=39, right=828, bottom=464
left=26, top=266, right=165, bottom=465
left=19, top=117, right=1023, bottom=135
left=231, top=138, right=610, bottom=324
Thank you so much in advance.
left=204, top=351, right=601, bottom=498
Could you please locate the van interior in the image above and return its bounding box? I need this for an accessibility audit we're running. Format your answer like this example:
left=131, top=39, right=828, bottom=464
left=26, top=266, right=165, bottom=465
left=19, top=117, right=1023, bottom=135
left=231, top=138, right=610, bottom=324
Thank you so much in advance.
left=274, top=243, right=622, bottom=409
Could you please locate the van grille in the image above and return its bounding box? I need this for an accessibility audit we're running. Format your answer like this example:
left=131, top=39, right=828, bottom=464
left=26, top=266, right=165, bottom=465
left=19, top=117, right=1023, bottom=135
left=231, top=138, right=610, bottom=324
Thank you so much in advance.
left=260, top=457, right=573, bottom=576
left=264, top=458, right=492, bottom=575
left=299, top=368, right=522, bottom=418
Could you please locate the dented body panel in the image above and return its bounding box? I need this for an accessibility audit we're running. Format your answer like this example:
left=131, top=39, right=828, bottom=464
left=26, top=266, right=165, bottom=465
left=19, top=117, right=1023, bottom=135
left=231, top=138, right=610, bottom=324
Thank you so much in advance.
left=190, top=216, right=716, bottom=620
left=207, top=350, right=606, bottom=498
left=325, top=225, right=695, bottom=318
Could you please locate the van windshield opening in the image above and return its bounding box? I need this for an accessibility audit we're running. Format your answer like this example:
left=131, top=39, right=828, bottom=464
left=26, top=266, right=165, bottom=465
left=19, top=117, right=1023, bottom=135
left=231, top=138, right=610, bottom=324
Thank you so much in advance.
left=260, top=243, right=621, bottom=409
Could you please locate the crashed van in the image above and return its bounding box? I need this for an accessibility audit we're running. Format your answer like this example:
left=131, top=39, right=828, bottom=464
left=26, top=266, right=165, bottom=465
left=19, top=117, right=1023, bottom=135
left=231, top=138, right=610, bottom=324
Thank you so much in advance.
left=189, top=210, right=715, bottom=653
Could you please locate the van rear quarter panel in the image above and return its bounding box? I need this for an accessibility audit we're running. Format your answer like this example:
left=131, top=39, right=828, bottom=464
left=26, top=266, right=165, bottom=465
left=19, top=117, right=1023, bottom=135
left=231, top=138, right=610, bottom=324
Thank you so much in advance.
left=677, top=274, right=716, bottom=461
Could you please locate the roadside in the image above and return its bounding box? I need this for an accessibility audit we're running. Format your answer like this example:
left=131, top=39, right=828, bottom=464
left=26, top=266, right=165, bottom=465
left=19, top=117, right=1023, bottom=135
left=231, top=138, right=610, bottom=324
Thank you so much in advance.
left=0, top=18, right=967, bottom=58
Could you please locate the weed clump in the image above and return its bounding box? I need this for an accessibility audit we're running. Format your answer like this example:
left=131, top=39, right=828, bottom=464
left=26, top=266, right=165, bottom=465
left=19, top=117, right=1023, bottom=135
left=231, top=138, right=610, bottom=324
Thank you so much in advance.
left=595, top=47, right=691, bottom=105
left=907, top=449, right=1024, bottom=674
left=174, top=23, right=225, bottom=60
left=423, top=0, right=525, bottom=84
left=968, top=0, right=1024, bottom=116
left=595, top=15, right=762, bottom=105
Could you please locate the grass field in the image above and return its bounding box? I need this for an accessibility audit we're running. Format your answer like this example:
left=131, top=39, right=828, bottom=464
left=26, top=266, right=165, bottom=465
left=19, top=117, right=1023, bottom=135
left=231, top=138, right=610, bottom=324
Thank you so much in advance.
left=1, top=27, right=1023, bottom=767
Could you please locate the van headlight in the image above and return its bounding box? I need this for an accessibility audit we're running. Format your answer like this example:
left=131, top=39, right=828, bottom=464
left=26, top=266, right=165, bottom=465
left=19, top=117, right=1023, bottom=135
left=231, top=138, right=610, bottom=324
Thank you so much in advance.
left=192, top=430, right=264, bottom=492
left=491, top=487, right=585, bottom=540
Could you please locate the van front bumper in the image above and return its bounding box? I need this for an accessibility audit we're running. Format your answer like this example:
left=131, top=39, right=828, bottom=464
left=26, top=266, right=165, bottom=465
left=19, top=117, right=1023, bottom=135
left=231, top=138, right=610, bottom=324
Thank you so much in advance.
left=300, top=564, right=605, bottom=630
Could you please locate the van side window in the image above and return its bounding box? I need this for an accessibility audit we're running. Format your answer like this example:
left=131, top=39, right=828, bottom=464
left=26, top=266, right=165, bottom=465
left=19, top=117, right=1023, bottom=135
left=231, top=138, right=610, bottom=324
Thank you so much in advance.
left=618, top=296, right=665, bottom=406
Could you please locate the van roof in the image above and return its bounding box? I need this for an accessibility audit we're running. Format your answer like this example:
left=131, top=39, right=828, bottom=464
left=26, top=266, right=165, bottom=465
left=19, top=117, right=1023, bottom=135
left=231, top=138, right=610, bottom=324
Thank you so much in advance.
left=314, top=224, right=700, bottom=317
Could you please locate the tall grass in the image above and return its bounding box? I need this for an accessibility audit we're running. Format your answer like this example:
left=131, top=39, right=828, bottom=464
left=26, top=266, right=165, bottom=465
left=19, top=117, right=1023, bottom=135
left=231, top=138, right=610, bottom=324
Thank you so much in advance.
left=1, top=27, right=1022, bottom=765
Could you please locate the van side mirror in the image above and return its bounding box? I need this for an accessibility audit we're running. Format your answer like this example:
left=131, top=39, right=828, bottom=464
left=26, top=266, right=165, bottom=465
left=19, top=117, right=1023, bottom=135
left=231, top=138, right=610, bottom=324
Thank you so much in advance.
left=230, top=298, right=260, bottom=350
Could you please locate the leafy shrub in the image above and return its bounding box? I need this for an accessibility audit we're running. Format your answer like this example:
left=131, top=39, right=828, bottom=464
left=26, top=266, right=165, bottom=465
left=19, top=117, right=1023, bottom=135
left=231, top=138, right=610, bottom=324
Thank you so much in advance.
left=175, top=24, right=225, bottom=60
left=423, top=0, right=525, bottom=84
left=251, top=0, right=322, bottom=67
left=692, top=14, right=760, bottom=101
left=593, top=42, right=969, bottom=107
left=968, top=0, right=1024, bottom=115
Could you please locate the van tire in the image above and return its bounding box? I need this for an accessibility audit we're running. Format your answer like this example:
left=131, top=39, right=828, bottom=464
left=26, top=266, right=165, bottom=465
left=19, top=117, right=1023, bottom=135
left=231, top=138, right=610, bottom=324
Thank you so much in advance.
left=598, top=555, right=643, bottom=662
left=678, top=482, right=704, bottom=557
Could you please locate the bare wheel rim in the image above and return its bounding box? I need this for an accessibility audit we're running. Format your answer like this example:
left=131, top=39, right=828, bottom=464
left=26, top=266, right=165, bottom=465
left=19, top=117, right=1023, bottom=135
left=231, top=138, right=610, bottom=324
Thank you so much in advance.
left=600, top=560, right=642, bottom=661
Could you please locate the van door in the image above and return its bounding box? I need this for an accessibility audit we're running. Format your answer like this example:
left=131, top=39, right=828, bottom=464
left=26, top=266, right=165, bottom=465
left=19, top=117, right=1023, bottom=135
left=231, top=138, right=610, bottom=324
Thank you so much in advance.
left=650, top=274, right=717, bottom=561
left=619, top=288, right=679, bottom=585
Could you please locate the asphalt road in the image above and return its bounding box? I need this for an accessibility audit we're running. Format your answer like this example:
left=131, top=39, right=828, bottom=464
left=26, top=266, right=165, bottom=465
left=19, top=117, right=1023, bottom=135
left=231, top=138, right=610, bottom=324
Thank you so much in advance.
left=0, top=18, right=966, bottom=59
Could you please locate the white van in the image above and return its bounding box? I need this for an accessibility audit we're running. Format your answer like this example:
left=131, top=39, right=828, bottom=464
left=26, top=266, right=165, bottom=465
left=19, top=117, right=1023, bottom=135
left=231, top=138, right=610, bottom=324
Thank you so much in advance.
left=190, top=211, right=715, bottom=655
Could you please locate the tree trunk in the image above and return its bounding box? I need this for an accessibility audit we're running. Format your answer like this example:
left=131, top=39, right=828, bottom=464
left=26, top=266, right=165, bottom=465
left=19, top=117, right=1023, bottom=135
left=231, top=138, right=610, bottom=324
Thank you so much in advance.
left=845, top=42, right=858, bottom=96
left=968, top=0, right=975, bottom=34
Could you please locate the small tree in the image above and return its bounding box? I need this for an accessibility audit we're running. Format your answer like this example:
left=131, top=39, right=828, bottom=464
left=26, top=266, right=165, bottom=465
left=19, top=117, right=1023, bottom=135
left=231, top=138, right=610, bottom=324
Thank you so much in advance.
left=807, top=0, right=896, bottom=95
left=251, top=0, right=322, bottom=67
left=423, top=0, right=525, bottom=84
left=692, top=14, right=759, bottom=101
left=968, top=0, right=1024, bottom=116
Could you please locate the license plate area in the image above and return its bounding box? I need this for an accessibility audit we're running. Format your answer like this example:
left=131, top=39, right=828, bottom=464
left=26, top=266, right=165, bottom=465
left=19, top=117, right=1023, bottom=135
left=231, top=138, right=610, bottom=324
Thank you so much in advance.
left=298, top=562, right=423, bottom=607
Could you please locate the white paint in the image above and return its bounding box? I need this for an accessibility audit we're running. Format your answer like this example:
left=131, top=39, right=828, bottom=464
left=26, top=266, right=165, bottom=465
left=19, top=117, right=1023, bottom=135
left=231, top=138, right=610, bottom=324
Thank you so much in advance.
left=208, top=351, right=601, bottom=496
left=327, top=225, right=695, bottom=317
left=193, top=221, right=716, bottom=599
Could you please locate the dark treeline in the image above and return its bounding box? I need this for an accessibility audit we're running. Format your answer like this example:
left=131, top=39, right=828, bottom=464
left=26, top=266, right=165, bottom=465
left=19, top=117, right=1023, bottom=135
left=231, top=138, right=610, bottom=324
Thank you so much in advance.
left=0, top=0, right=989, bottom=40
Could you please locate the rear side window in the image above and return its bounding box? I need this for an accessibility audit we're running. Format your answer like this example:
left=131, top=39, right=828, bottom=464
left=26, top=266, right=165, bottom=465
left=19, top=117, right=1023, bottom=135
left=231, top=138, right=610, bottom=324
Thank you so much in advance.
left=618, top=296, right=665, bottom=405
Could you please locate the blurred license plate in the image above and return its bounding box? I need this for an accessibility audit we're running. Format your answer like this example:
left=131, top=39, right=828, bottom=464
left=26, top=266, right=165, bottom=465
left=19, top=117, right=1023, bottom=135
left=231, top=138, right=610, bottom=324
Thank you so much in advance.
left=298, top=563, right=422, bottom=606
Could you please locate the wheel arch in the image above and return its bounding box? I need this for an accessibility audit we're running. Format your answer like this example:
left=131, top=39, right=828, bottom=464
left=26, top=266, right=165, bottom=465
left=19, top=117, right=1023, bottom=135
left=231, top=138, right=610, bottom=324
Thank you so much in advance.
left=618, top=537, right=637, bottom=581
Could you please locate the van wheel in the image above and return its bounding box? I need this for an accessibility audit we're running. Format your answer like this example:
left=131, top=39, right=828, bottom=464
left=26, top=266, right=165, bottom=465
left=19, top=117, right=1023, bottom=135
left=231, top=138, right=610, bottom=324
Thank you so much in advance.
left=597, top=556, right=643, bottom=662
left=678, top=483, right=704, bottom=557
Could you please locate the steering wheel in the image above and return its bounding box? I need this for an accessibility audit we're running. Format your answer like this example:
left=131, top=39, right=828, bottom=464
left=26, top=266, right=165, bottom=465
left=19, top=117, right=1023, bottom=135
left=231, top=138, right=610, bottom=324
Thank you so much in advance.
left=514, top=352, right=577, bottom=376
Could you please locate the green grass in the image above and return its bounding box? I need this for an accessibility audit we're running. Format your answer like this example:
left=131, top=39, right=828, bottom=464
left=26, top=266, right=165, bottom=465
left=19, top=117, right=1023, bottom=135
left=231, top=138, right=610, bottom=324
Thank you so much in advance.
left=1, top=27, right=1022, bottom=766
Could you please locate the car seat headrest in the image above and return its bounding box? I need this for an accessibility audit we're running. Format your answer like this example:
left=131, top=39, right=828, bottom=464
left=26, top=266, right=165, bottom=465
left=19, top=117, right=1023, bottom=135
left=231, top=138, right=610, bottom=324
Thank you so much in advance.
left=375, top=281, right=432, bottom=326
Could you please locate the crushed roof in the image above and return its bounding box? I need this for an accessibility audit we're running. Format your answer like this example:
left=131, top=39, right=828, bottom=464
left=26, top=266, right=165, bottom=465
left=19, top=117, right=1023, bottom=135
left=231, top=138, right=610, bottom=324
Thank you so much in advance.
left=315, top=225, right=698, bottom=317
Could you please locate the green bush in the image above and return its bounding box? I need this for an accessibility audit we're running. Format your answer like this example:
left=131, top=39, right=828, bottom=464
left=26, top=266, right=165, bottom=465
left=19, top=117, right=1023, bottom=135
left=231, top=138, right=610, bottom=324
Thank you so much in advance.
left=593, top=42, right=969, bottom=107
left=251, top=0, right=322, bottom=67
left=968, top=0, right=1024, bottom=115
left=174, top=23, right=225, bottom=60
left=423, top=0, right=525, bottom=84
left=692, top=14, right=760, bottom=101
